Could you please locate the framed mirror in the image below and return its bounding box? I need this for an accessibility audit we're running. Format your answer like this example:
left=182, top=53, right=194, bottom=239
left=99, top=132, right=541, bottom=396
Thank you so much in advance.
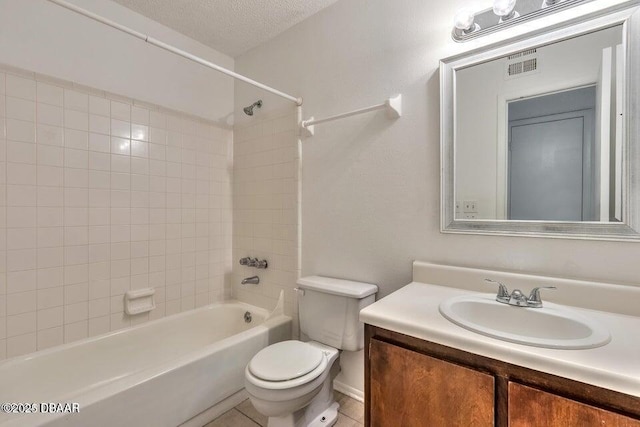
left=440, top=4, right=640, bottom=240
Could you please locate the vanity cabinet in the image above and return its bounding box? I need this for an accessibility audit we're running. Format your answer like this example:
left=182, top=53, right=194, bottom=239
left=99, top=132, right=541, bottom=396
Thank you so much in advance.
left=365, top=325, right=640, bottom=427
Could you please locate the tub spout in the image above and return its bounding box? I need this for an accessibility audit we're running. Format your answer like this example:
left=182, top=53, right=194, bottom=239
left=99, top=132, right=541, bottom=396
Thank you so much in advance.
left=242, top=276, right=260, bottom=285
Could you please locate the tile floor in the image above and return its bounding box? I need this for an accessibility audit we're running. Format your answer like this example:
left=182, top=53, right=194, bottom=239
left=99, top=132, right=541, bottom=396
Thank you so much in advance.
left=205, top=391, right=364, bottom=427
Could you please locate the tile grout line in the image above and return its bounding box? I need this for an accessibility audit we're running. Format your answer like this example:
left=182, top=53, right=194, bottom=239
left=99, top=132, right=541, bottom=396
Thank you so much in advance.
left=234, top=408, right=262, bottom=427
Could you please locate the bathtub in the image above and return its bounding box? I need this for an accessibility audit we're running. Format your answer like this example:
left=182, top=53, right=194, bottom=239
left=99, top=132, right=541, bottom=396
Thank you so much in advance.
left=0, top=300, right=291, bottom=427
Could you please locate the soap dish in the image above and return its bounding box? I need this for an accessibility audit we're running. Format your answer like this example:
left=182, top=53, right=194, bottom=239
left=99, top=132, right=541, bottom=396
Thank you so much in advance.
left=124, top=288, right=156, bottom=315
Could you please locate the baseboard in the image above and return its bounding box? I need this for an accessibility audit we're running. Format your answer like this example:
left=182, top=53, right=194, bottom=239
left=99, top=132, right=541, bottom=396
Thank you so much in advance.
left=180, top=389, right=248, bottom=427
left=333, top=379, right=364, bottom=402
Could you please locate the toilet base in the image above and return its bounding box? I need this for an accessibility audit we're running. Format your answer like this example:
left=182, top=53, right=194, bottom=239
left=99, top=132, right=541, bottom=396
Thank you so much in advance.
left=266, top=358, right=340, bottom=427
left=307, top=401, right=339, bottom=427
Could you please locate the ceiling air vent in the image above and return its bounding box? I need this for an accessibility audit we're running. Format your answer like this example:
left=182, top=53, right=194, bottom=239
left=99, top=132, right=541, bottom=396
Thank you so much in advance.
left=506, top=48, right=538, bottom=78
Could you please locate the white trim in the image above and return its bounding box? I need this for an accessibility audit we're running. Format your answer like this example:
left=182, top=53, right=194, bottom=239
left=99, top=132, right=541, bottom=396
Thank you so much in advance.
left=333, top=379, right=364, bottom=402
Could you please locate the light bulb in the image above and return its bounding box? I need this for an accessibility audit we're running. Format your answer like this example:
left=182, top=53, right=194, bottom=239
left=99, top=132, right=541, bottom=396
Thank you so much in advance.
left=453, top=8, right=475, bottom=31
left=493, top=0, right=517, bottom=19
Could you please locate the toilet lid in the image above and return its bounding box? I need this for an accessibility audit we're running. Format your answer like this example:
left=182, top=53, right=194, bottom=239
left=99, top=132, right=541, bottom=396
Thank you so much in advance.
left=248, top=341, right=324, bottom=382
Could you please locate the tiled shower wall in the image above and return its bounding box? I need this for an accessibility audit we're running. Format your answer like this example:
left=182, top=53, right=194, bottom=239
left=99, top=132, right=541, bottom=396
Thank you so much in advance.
left=232, top=108, right=301, bottom=334
left=0, top=66, right=232, bottom=360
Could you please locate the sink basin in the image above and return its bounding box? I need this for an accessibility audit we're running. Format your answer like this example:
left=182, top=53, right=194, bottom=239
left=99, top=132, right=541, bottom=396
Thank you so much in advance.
left=439, top=294, right=611, bottom=349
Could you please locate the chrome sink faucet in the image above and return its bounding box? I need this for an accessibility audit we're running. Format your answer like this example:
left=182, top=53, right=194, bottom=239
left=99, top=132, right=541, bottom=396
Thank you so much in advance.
left=484, top=279, right=556, bottom=308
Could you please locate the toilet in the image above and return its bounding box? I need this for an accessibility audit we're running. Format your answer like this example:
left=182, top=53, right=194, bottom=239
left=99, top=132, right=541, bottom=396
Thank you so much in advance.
left=244, top=276, right=378, bottom=427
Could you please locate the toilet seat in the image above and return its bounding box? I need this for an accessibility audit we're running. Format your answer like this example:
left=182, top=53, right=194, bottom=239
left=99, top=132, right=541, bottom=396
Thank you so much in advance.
left=249, top=340, right=324, bottom=381
left=246, top=341, right=330, bottom=390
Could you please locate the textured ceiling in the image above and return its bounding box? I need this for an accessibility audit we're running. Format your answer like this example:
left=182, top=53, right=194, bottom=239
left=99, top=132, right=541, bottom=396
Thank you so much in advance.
left=111, top=0, right=339, bottom=57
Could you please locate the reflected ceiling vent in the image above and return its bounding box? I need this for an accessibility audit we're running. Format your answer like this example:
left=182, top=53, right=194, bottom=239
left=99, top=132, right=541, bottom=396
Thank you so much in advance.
left=506, top=48, right=538, bottom=78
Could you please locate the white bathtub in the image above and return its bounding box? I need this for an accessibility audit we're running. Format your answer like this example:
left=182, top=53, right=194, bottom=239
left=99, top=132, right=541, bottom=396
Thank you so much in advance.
left=0, top=300, right=291, bottom=427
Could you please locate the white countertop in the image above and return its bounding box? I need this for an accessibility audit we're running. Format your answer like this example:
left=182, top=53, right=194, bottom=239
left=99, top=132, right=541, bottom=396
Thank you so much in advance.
left=360, top=281, right=640, bottom=398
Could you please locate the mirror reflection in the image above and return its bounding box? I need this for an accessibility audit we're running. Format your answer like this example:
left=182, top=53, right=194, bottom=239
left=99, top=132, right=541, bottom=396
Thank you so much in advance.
left=455, top=25, right=624, bottom=222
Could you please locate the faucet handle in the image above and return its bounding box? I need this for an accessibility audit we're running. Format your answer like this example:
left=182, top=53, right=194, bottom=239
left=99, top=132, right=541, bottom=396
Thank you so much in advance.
left=528, top=286, right=556, bottom=307
left=484, top=278, right=510, bottom=303
left=239, top=257, right=251, bottom=266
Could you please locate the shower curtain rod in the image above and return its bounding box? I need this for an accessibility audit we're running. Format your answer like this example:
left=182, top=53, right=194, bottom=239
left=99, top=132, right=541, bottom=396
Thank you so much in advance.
left=46, top=0, right=303, bottom=106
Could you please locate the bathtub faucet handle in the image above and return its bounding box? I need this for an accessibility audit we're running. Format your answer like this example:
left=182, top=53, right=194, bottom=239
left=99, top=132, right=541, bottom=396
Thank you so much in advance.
left=239, top=257, right=252, bottom=266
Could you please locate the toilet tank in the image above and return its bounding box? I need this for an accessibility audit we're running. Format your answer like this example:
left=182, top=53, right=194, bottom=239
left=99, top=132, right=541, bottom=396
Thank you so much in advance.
left=297, top=276, right=378, bottom=352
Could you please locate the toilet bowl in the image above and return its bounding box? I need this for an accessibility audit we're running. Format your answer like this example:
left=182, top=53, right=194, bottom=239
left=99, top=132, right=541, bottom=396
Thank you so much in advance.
left=245, top=341, right=340, bottom=426
left=244, top=276, right=378, bottom=427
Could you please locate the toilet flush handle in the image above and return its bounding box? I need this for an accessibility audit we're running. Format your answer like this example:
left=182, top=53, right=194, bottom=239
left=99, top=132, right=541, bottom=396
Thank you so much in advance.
left=294, top=287, right=305, bottom=296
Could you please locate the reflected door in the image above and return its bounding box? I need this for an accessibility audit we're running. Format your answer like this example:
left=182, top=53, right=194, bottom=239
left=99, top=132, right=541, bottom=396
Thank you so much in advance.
left=508, top=113, right=588, bottom=221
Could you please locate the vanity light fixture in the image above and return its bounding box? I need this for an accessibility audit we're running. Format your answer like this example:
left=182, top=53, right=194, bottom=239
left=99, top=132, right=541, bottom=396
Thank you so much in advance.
left=542, top=0, right=561, bottom=7
left=453, top=8, right=480, bottom=36
left=493, top=0, right=519, bottom=22
left=451, top=0, right=593, bottom=42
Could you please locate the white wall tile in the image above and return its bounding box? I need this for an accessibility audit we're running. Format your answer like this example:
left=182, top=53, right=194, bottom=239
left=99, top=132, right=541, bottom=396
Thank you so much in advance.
left=131, top=106, right=149, bottom=125
left=89, top=96, right=109, bottom=117
left=38, top=145, right=64, bottom=167
left=36, top=269, right=63, bottom=292
left=8, top=162, right=36, bottom=185
left=37, top=103, right=63, bottom=126
left=64, top=90, right=88, bottom=112
left=6, top=97, right=35, bottom=122
left=37, top=83, right=63, bottom=107
left=7, top=291, right=36, bottom=315
left=110, top=101, right=130, bottom=121
left=6, top=118, right=35, bottom=143
left=64, top=148, right=88, bottom=169
left=89, top=133, right=110, bottom=153
left=7, top=312, right=36, bottom=336
left=37, top=327, right=63, bottom=350
left=6, top=75, right=36, bottom=101
left=37, top=306, right=63, bottom=329
left=7, top=333, right=36, bottom=357
left=7, top=141, right=36, bottom=164
left=65, top=129, right=88, bottom=150
left=8, top=270, right=36, bottom=294
left=64, top=110, right=89, bottom=131
left=0, top=70, right=232, bottom=361
left=111, top=119, right=130, bottom=139
left=111, top=155, right=130, bottom=173
left=111, top=137, right=130, bottom=155
left=36, top=124, right=63, bottom=146
left=88, top=152, right=110, bottom=171
left=7, top=185, right=36, bottom=207
left=89, top=114, right=110, bottom=135
left=232, top=110, right=300, bottom=326
left=64, top=320, right=87, bottom=343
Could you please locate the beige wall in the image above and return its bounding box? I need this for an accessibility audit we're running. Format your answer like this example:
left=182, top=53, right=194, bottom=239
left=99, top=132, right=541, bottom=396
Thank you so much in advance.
left=235, top=0, right=640, bottom=299
left=234, top=0, right=640, bottom=395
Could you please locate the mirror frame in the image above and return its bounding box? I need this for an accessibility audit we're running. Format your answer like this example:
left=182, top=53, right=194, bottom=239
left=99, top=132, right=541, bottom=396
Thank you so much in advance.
left=440, top=3, right=640, bottom=241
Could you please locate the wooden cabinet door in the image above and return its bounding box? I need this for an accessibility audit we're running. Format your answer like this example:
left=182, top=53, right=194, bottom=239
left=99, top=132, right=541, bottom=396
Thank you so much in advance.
left=369, top=338, right=495, bottom=427
left=509, top=382, right=640, bottom=427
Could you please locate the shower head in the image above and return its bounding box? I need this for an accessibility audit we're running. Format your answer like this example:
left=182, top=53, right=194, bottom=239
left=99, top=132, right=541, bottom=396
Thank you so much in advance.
left=243, top=100, right=262, bottom=116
